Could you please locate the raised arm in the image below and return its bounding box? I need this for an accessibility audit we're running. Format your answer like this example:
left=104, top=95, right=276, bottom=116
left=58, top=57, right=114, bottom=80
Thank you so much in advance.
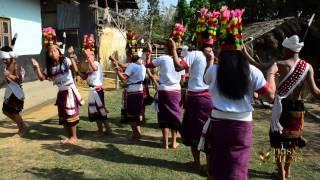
left=168, top=39, right=186, bottom=71
left=3, top=61, right=21, bottom=83
left=307, top=65, right=320, bottom=98
left=146, top=68, right=159, bottom=89
left=145, top=43, right=154, bottom=68
left=67, top=46, right=81, bottom=73
left=84, top=49, right=98, bottom=71
left=260, top=63, right=278, bottom=102
left=114, top=67, right=128, bottom=81
left=31, top=58, right=46, bottom=81
left=109, top=56, right=128, bottom=69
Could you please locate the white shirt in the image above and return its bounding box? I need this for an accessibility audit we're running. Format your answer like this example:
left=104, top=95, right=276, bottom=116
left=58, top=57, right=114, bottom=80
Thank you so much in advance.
left=153, top=55, right=181, bottom=91
left=87, top=61, right=103, bottom=87
left=44, top=57, right=74, bottom=88
left=204, top=65, right=267, bottom=121
left=124, top=63, right=146, bottom=92
left=182, top=51, right=209, bottom=92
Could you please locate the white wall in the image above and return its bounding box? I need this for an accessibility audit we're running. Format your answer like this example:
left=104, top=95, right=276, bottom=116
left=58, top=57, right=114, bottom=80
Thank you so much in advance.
left=0, top=0, right=42, bottom=55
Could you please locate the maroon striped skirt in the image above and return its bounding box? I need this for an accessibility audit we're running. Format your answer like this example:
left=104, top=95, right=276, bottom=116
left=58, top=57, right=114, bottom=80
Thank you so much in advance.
left=205, top=119, right=253, bottom=180
left=122, top=90, right=144, bottom=124
left=181, top=90, right=213, bottom=147
left=56, top=89, right=81, bottom=127
left=157, top=90, right=182, bottom=130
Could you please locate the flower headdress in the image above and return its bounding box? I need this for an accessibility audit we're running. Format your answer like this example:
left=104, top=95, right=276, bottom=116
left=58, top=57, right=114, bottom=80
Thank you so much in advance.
left=43, top=27, right=58, bottom=47
left=219, top=7, right=245, bottom=50
left=82, top=34, right=95, bottom=52
left=170, top=23, right=187, bottom=48
left=126, top=31, right=144, bottom=57
left=195, top=8, right=219, bottom=45
left=196, top=8, right=208, bottom=35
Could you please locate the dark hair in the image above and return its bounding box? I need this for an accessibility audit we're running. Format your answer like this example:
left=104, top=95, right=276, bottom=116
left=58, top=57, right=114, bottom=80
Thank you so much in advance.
left=0, top=46, right=13, bottom=52
left=45, top=47, right=64, bottom=77
left=217, top=50, right=250, bottom=100
left=131, top=54, right=140, bottom=62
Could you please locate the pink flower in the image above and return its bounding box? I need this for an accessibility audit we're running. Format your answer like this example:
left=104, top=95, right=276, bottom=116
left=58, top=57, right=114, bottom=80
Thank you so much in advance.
left=220, top=6, right=228, bottom=12
left=221, top=9, right=230, bottom=19
left=210, top=10, right=220, bottom=18
left=234, top=9, right=245, bottom=17
left=200, top=8, right=208, bottom=16
left=175, top=23, right=186, bottom=33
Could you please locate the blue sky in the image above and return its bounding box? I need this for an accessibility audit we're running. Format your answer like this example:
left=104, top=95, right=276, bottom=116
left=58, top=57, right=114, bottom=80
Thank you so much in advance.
left=162, top=0, right=178, bottom=8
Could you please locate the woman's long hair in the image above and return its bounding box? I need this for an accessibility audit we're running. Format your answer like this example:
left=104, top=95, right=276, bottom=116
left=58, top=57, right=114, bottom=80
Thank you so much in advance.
left=45, top=46, right=64, bottom=78
left=217, top=50, right=250, bottom=100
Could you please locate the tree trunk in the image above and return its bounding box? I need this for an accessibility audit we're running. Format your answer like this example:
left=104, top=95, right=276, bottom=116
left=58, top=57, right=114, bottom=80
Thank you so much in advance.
left=148, top=15, right=154, bottom=43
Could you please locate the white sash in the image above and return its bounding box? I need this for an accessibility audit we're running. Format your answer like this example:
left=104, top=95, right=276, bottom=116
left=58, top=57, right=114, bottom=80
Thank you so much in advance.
left=271, top=60, right=309, bottom=132
left=88, top=88, right=107, bottom=116
left=60, top=84, right=84, bottom=116
left=4, top=80, right=24, bottom=102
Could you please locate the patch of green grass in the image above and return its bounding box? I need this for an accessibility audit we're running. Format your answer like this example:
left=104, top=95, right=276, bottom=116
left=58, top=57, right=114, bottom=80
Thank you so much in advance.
left=0, top=90, right=319, bottom=179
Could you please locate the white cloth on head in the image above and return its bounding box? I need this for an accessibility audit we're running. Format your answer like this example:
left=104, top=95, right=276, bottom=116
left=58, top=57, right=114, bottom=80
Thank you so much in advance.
left=282, top=35, right=304, bottom=53
left=0, top=50, right=18, bottom=59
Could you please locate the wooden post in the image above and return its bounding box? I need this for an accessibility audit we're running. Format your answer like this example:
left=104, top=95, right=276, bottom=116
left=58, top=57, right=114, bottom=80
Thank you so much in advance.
left=116, top=75, right=119, bottom=89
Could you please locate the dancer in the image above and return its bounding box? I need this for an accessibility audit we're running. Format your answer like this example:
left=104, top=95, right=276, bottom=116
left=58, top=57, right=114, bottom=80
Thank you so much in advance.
left=1, top=46, right=27, bottom=137
left=197, top=8, right=277, bottom=179
left=75, top=34, right=111, bottom=137
left=32, top=27, right=84, bottom=144
left=145, top=24, right=186, bottom=149
left=269, top=35, right=320, bottom=180
left=169, top=12, right=214, bottom=169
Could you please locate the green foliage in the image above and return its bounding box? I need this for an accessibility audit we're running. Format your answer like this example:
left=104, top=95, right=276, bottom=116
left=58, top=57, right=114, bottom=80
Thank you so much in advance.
left=175, top=0, right=190, bottom=24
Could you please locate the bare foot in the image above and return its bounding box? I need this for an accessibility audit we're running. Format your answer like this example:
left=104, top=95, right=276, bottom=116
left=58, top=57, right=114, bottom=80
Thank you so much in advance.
left=285, top=165, right=291, bottom=179
left=60, top=138, right=70, bottom=144
left=171, top=143, right=179, bottom=149
left=68, top=137, right=78, bottom=144
left=131, top=134, right=141, bottom=140
left=17, top=128, right=27, bottom=137
left=104, top=125, right=112, bottom=135
left=162, top=143, right=169, bottom=150
left=95, top=132, right=105, bottom=138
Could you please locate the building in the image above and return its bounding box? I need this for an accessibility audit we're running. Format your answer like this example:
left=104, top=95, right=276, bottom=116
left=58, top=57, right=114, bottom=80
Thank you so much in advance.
left=0, top=0, right=138, bottom=87
left=0, top=0, right=42, bottom=87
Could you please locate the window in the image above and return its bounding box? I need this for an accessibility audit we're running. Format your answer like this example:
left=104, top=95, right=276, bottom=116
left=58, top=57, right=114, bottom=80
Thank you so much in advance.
left=0, top=18, right=12, bottom=48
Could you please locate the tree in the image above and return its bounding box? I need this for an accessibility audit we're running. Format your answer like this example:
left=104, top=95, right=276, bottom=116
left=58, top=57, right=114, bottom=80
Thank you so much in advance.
left=146, top=0, right=160, bottom=42
left=175, top=0, right=189, bottom=25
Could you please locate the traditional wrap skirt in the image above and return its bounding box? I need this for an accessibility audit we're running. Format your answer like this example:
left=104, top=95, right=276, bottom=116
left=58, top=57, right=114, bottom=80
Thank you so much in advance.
left=270, top=98, right=306, bottom=150
left=88, top=87, right=108, bottom=122
left=2, top=94, right=24, bottom=114
left=121, top=90, right=144, bottom=124
left=205, top=119, right=253, bottom=180
left=56, top=87, right=82, bottom=127
left=2, top=82, right=24, bottom=114
left=181, top=90, right=213, bottom=147
left=157, top=90, right=182, bottom=130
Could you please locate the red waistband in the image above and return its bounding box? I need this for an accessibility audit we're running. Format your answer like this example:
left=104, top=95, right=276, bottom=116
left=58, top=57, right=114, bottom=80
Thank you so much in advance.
left=90, top=86, right=104, bottom=91
left=187, top=90, right=210, bottom=96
